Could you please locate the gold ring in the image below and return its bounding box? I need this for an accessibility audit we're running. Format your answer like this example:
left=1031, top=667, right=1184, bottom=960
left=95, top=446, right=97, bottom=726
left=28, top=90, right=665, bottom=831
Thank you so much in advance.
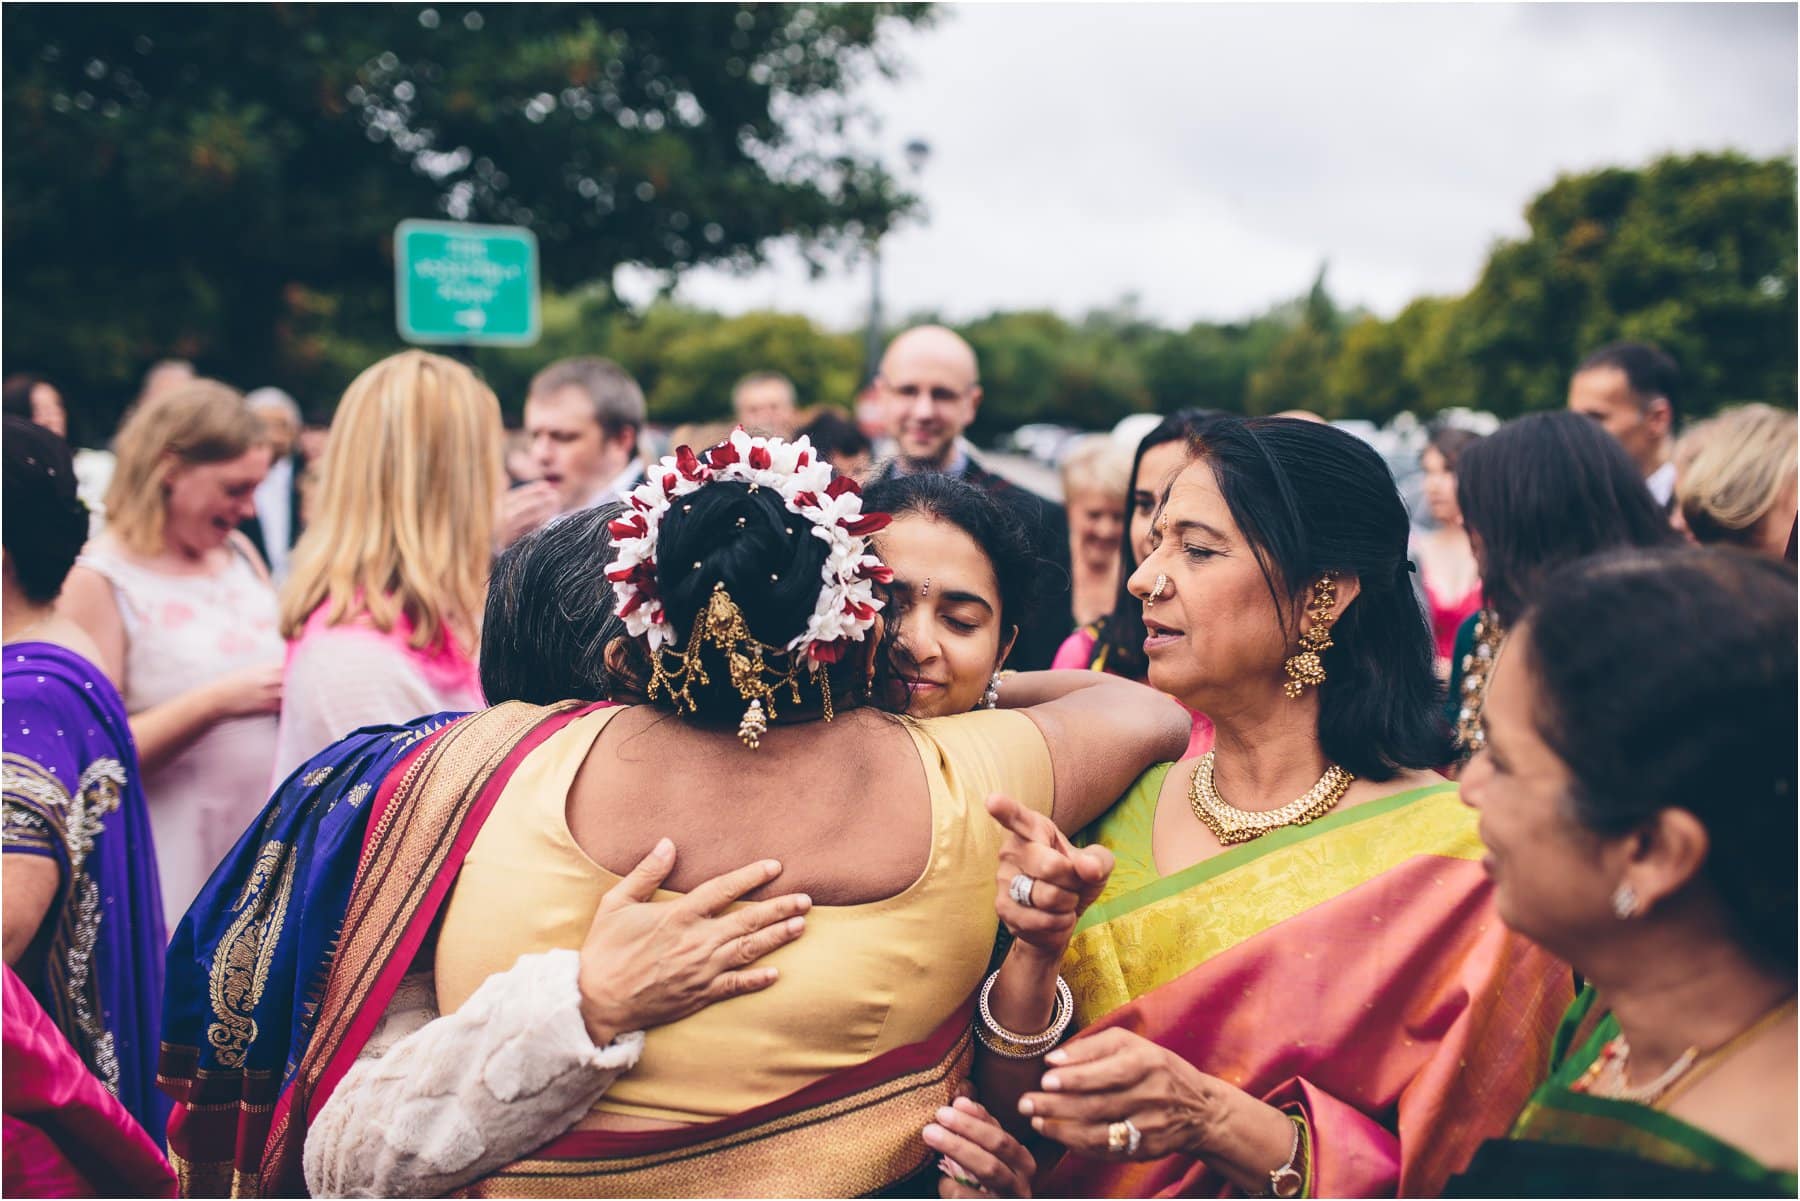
left=1106, top=1118, right=1142, bottom=1156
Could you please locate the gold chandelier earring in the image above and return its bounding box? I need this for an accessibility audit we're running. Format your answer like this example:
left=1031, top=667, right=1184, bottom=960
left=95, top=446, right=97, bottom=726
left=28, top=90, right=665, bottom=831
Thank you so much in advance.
left=1282, top=573, right=1338, bottom=699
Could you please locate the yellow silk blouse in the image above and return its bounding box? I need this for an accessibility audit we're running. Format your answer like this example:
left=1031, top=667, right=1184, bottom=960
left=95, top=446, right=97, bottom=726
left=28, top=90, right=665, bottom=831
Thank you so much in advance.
left=433, top=705, right=1052, bottom=1124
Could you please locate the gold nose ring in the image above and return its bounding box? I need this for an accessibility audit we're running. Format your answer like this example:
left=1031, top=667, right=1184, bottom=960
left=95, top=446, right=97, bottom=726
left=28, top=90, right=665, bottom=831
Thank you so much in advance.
left=1147, top=573, right=1169, bottom=605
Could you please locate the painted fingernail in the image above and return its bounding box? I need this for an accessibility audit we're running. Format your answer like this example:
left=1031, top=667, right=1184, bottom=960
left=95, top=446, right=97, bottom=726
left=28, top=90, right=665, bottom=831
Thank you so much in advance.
left=922, top=1123, right=946, bottom=1143
left=1045, top=1048, right=1069, bottom=1065
left=654, top=837, right=674, bottom=856
left=787, top=916, right=805, bottom=934
left=1042, top=1073, right=1061, bottom=1091
left=953, top=1096, right=980, bottom=1113
left=937, top=1106, right=957, bottom=1123
left=796, top=894, right=812, bottom=910
left=1031, top=1115, right=1046, bottom=1132
left=1018, top=1097, right=1034, bottom=1116
left=764, top=859, right=781, bottom=874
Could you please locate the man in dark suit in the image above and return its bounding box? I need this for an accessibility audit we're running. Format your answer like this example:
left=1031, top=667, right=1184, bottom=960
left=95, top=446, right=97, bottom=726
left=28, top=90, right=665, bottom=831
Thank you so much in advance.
left=867, top=325, right=1073, bottom=670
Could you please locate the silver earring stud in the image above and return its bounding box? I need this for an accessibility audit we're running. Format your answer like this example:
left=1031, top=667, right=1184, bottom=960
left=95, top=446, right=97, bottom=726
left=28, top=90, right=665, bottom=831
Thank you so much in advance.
left=1611, top=883, right=1639, bottom=920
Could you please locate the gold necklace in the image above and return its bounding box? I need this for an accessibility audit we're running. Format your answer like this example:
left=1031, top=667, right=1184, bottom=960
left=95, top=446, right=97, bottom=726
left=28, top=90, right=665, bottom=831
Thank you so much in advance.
left=1453, top=608, right=1504, bottom=761
left=1187, top=751, right=1356, bottom=845
left=1578, top=996, right=1798, bottom=1109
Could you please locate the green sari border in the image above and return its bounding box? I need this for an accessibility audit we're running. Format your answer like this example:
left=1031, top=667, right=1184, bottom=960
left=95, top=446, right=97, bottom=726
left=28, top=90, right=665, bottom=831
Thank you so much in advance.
left=1522, top=1087, right=1787, bottom=1186
left=1513, top=988, right=1799, bottom=1191
left=1076, top=778, right=1460, bottom=935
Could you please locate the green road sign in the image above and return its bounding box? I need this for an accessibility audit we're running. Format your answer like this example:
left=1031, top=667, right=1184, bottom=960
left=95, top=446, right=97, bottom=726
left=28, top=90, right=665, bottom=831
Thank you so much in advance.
left=395, top=219, right=540, bottom=346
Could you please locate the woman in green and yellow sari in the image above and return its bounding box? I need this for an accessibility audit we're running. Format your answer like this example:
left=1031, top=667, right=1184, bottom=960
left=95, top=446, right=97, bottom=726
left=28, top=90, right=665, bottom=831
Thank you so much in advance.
left=1450, top=546, right=1796, bottom=1197
left=922, top=417, right=1573, bottom=1198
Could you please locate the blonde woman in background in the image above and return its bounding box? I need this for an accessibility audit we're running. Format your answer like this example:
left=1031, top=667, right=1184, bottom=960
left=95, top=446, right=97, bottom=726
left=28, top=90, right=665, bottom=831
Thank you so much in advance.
left=61, top=380, right=285, bottom=924
left=1057, top=435, right=1131, bottom=628
left=1674, top=403, right=1797, bottom=560
left=269, top=351, right=500, bottom=782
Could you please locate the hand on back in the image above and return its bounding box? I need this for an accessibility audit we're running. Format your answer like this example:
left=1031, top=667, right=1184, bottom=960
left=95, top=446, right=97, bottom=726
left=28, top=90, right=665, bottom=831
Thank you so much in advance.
left=576, top=838, right=811, bottom=1044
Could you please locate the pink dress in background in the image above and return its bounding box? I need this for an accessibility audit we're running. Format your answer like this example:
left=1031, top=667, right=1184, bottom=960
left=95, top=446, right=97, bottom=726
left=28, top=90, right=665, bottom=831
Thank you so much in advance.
left=1052, top=625, right=1215, bottom=757
left=271, top=601, right=485, bottom=786
left=76, top=537, right=283, bottom=928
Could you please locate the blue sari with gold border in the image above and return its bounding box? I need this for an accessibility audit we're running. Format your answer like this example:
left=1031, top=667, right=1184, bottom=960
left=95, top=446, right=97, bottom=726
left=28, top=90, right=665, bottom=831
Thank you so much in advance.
left=158, top=710, right=463, bottom=1194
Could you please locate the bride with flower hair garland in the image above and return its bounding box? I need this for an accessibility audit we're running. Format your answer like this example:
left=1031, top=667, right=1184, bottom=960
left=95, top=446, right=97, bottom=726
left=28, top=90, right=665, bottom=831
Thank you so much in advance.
left=244, top=430, right=1187, bottom=1197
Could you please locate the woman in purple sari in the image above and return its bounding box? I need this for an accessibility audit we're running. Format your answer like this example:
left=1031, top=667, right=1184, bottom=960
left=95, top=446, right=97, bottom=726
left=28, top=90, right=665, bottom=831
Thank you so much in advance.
left=2, top=417, right=168, bottom=1137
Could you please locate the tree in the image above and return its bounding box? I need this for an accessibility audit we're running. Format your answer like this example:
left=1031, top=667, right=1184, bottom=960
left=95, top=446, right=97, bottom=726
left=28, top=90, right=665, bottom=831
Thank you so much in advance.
left=2, top=3, right=930, bottom=438
left=1444, top=152, right=1796, bottom=418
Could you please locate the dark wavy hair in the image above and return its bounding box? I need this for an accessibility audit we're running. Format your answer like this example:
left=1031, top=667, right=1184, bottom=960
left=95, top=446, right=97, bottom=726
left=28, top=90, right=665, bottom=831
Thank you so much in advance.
left=1520, top=546, right=1796, bottom=971
left=1457, top=411, right=1677, bottom=626
left=635, top=465, right=889, bottom=726
left=2, top=417, right=89, bottom=605
left=1185, top=416, right=1451, bottom=779
left=480, top=504, right=623, bottom=705
left=1091, top=410, right=1232, bottom=679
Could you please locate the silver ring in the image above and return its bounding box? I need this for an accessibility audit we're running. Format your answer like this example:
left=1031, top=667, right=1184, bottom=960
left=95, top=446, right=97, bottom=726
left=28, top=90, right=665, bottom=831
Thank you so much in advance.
left=1106, top=1118, right=1142, bottom=1156
left=1147, top=573, right=1168, bottom=605
left=1008, top=872, right=1037, bottom=909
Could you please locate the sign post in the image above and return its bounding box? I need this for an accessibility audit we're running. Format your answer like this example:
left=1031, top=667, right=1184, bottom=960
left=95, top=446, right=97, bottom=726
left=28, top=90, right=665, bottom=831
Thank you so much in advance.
left=394, top=219, right=540, bottom=347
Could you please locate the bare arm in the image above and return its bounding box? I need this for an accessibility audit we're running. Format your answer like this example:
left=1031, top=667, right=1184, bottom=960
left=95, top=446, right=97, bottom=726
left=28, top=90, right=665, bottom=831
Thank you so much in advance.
left=1016, top=673, right=1188, bottom=833
left=993, top=669, right=1119, bottom=709
left=2, top=854, right=59, bottom=966
left=57, top=566, right=127, bottom=687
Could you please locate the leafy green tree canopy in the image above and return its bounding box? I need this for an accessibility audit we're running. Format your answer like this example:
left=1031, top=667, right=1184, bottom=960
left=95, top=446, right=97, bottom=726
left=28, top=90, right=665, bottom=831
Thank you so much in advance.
left=3, top=2, right=929, bottom=437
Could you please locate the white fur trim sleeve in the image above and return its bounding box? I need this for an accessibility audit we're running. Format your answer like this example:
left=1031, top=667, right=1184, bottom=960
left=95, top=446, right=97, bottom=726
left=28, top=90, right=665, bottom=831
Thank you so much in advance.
left=303, top=950, right=643, bottom=1198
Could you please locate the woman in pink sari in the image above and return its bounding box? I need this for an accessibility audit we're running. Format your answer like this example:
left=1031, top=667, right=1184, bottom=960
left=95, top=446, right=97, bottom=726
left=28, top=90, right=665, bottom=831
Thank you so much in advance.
left=927, top=417, right=1572, bottom=1198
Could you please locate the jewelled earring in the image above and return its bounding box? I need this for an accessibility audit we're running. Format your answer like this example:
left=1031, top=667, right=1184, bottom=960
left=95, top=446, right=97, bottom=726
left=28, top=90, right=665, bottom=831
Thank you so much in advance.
left=1282, top=573, right=1338, bottom=699
left=981, top=672, right=1002, bottom=709
left=1147, top=573, right=1169, bottom=606
left=1611, top=883, right=1639, bottom=920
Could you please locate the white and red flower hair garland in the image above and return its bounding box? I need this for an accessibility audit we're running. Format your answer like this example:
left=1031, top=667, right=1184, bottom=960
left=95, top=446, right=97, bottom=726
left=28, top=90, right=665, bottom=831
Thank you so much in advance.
left=604, top=427, right=894, bottom=668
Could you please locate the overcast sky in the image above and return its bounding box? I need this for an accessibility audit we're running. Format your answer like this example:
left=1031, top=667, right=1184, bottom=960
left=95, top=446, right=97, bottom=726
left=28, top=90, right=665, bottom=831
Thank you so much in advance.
left=619, top=2, right=1798, bottom=332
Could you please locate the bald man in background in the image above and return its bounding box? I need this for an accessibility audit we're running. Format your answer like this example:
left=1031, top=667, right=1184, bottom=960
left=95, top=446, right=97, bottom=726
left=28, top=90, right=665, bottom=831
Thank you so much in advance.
left=869, top=325, right=1073, bottom=670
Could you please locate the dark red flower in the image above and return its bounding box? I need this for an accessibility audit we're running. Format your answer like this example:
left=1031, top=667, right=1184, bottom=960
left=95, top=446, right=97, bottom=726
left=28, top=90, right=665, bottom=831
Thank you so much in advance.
left=748, top=445, right=773, bottom=470
left=826, top=475, right=861, bottom=499
left=709, top=440, right=740, bottom=468
left=859, top=562, right=895, bottom=584
left=809, top=639, right=847, bottom=664
left=840, top=512, right=892, bottom=537
left=791, top=491, right=820, bottom=509
left=607, top=514, right=648, bottom=540
left=675, top=445, right=706, bottom=482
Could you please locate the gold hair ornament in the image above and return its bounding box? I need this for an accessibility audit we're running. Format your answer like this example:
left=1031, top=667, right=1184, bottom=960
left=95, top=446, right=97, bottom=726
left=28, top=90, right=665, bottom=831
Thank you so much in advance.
left=648, top=583, right=835, bottom=749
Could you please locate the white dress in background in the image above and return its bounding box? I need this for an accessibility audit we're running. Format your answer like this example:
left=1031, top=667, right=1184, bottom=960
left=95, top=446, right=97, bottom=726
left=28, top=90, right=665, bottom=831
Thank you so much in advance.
left=76, top=537, right=284, bottom=927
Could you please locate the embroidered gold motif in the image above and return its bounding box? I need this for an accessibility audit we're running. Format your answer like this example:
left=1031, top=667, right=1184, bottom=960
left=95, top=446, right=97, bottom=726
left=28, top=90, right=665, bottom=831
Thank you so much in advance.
left=206, top=839, right=297, bottom=1069
left=300, top=765, right=334, bottom=787
left=2, top=753, right=126, bottom=1094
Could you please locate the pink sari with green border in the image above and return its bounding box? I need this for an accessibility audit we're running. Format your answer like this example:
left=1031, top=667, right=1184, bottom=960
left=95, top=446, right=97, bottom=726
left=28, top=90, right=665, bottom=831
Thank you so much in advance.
left=1045, top=770, right=1572, bottom=1198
